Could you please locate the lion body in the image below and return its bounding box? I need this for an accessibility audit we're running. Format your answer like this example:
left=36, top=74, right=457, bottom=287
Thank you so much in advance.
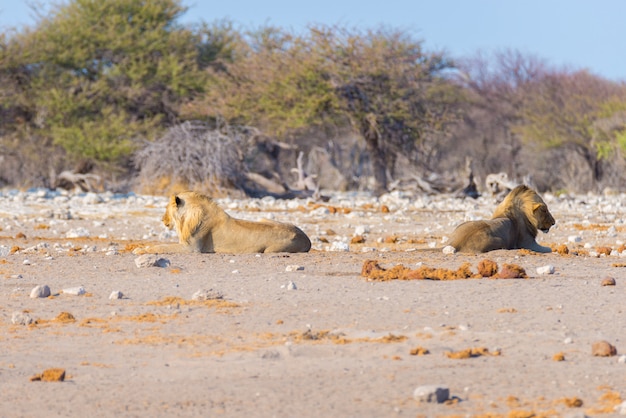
left=137, top=191, right=311, bottom=254
left=449, top=185, right=555, bottom=253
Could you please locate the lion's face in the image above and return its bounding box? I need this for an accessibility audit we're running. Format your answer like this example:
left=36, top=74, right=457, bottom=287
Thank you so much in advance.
left=161, top=195, right=180, bottom=230
left=527, top=198, right=555, bottom=233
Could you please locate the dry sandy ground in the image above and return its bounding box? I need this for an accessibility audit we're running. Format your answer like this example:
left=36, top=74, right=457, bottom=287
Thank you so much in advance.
left=0, top=189, right=625, bottom=417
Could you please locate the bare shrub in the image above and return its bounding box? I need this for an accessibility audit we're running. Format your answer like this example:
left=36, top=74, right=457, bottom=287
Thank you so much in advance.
left=134, top=121, right=253, bottom=196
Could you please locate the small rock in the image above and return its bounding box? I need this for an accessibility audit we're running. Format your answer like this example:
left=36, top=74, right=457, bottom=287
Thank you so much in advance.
left=191, top=289, right=223, bottom=301
left=287, top=281, right=297, bottom=290
left=134, top=254, right=170, bottom=268
left=109, top=291, right=124, bottom=300
left=62, top=286, right=86, bottom=296
left=0, top=246, right=9, bottom=257
left=413, top=385, right=450, bottom=403
left=568, top=235, right=582, bottom=243
left=442, top=245, right=456, bottom=255
left=618, top=355, right=626, bottom=364
left=30, top=285, right=51, bottom=298
left=285, top=265, right=304, bottom=272
left=11, top=311, right=33, bottom=325
left=564, top=337, right=574, bottom=344
left=23, top=259, right=31, bottom=266
left=601, top=277, right=616, bottom=286
left=536, top=265, right=555, bottom=275
left=592, top=340, right=617, bottom=357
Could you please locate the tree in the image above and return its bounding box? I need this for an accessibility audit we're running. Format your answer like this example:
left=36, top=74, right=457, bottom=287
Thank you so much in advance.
left=0, top=0, right=220, bottom=183
left=189, top=25, right=461, bottom=194
left=515, top=70, right=626, bottom=187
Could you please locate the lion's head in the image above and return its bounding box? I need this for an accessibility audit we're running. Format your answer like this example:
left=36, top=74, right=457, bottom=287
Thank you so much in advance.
left=493, top=185, right=555, bottom=236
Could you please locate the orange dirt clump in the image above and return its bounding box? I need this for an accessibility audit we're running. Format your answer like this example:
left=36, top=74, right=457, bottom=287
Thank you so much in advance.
left=361, top=260, right=477, bottom=281
left=559, top=397, right=583, bottom=407
left=54, top=312, right=76, bottom=323
left=445, top=346, right=496, bottom=359
left=554, top=244, right=570, bottom=255
left=384, top=236, right=398, bottom=243
left=380, top=205, right=390, bottom=213
left=409, top=346, right=430, bottom=356
left=10, top=246, right=20, bottom=254
left=350, top=235, right=365, bottom=244
left=477, top=259, right=499, bottom=277
left=30, top=368, right=66, bottom=382
left=495, top=263, right=527, bottom=279
left=552, top=352, right=566, bottom=361
left=15, top=232, right=26, bottom=239
left=596, top=246, right=612, bottom=256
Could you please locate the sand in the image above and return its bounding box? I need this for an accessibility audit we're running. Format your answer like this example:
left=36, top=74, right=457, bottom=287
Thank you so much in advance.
left=0, top=189, right=624, bottom=417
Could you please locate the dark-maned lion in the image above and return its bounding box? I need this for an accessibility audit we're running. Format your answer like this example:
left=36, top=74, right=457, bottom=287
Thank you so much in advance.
left=448, top=185, right=555, bottom=253
left=134, top=191, right=311, bottom=254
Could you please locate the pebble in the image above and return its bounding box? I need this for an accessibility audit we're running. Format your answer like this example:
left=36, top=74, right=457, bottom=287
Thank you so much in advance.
left=601, top=277, right=616, bottom=286
left=285, top=265, right=304, bottom=272
left=30, top=284, right=51, bottom=298
left=0, top=246, right=9, bottom=257
left=11, top=311, right=33, bottom=325
left=63, top=286, right=86, bottom=296
left=536, top=265, right=555, bottom=275
left=134, top=254, right=170, bottom=268
left=413, top=385, right=450, bottom=403
left=442, top=245, right=456, bottom=254
left=568, top=235, right=582, bottom=243
left=191, top=289, right=223, bottom=301
left=592, top=340, right=617, bottom=357
left=618, top=355, right=626, bottom=364
left=286, top=281, right=297, bottom=290
left=109, top=290, right=124, bottom=300
left=23, top=259, right=31, bottom=266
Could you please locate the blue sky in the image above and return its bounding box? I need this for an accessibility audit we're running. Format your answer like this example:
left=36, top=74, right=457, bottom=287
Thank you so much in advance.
left=1, top=0, right=624, bottom=81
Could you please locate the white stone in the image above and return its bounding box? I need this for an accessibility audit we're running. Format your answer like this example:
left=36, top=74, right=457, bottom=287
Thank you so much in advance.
left=618, top=355, right=626, bottom=364
left=287, top=281, right=297, bottom=290
left=329, top=241, right=350, bottom=252
left=134, top=254, right=170, bottom=268
left=191, top=289, right=223, bottom=301
left=413, top=385, right=450, bottom=403
left=285, top=265, right=304, bottom=272
left=0, top=246, right=9, bottom=257
left=11, top=311, right=33, bottom=325
left=568, top=235, right=582, bottom=243
left=66, top=227, right=90, bottom=238
left=354, top=225, right=370, bottom=235
left=442, top=245, right=456, bottom=254
left=615, top=400, right=626, bottom=415
left=536, top=265, right=555, bottom=275
left=564, top=337, right=573, bottom=344
left=63, top=286, right=86, bottom=296
left=109, top=291, right=124, bottom=300
left=30, top=284, right=51, bottom=298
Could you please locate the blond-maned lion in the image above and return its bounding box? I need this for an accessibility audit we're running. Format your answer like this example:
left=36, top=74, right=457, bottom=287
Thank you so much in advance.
left=448, top=185, right=555, bottom=253
left=135, top=191, right=311, bottom=254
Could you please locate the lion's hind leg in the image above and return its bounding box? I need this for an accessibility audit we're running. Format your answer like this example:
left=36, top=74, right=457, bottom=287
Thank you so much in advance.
left=133, top=243, right=195, bottom=255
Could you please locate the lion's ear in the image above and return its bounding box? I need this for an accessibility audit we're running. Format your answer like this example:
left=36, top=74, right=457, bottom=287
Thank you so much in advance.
left=175, top=196, right=183, bottom=207
left=532, top=203, right=543, bottom=212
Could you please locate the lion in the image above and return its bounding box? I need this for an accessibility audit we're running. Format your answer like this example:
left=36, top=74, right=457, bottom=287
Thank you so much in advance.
left=134, top=191, right=311, bottom=254
left=448, top=185, right=555, bottom=253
